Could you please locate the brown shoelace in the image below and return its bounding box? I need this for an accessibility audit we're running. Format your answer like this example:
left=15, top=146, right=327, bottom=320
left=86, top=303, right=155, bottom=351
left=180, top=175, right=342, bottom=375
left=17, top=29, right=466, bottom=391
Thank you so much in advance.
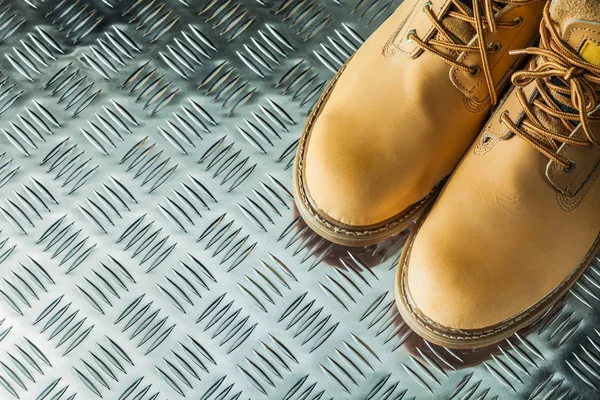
left=501, top=2, right=600, bottom=170
left=409, top=0, right=535, bottom=106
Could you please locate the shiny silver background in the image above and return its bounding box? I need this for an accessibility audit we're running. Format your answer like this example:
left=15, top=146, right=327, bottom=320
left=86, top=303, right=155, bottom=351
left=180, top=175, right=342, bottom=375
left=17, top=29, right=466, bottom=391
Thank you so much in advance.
left=0, top=0, right=598, bottom=398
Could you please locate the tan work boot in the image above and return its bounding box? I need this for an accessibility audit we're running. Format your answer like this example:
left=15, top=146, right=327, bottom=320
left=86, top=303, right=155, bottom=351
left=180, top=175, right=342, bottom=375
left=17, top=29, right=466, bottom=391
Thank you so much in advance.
left=293, top=0, right=546, bottom=246
left=396, top=0, right=600, bottom=348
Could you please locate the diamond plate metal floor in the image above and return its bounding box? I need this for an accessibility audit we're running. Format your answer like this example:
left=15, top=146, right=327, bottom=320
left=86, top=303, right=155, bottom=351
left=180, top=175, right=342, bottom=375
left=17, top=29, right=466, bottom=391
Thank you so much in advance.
left=0, top=0, right=598, bottom=399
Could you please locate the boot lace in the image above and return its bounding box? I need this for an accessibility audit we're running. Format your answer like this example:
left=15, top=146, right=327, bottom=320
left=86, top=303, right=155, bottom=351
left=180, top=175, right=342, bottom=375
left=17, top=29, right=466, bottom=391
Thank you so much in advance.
left=501, top=2, right=600, bottom=170
left=409, top=0, right=536, bottom=105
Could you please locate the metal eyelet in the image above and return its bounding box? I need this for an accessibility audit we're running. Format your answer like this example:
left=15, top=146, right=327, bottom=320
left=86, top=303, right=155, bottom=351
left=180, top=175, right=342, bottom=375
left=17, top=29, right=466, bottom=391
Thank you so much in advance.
left=488, top=41, right=502, bottom=53
left=423, top=1, right=433, bottom=11
left=481, top=134, right=491, bottom=144
left=513, top=16, right=523, bottom=26
left=406, top=29, right=416, bottom=42
left=563, top=160, right=575, bottom=172
left=468, top=64, right=481, bottom=77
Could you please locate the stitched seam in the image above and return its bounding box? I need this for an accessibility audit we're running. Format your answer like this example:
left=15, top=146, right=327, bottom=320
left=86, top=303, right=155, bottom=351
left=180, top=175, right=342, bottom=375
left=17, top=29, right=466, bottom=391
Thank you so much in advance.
left=296, top=63, right=442, bottom=237
left=463, top=96, right=487, bottom=113
left=565, top=28, right=600, bottom=52
left=392, top=0, right=423, bottom=56
left=548, top=125, right=593, bottom=195
left=399, top=211, right=600, bottom=340
left=383, top=24, right=406, bottom=57
left=548, top=128, right=599, bottom=197
left=485, top=83, right=539, bottom=154
left=384, top=3, right=421, bottom=59
left=557, top=164, right=600, bottom=211
left=548, top=28, right=600, bottom=198
left=482, top=85, right=517, bottom=137
left=473, top=135, right=497, bottom=155
left=393, top=0, right=454, bottom=57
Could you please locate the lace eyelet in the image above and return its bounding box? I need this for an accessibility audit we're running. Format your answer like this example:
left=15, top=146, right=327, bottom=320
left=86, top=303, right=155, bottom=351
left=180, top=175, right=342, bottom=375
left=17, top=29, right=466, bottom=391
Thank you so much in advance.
left=481, top=134, right=491, bottom=144
left=422, top=1, right=432, bottom=11
left=468, top=65, right=481, bottom=77
left=488, top=41, right=502, bottom=53
left=513, top=16, right=523, bottom=26
left=406, top=29, right=416, bottom=42
left=563, top=160, right=575, bottom=172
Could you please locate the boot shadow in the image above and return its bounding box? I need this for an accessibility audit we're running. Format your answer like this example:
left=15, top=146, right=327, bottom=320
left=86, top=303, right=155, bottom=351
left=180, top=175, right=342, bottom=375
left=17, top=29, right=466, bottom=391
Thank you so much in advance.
left=291, top=205, right=561, bottom=369
left=395, top=296, right=567, bottom=369
left=290, top=204, right=411, bottom=269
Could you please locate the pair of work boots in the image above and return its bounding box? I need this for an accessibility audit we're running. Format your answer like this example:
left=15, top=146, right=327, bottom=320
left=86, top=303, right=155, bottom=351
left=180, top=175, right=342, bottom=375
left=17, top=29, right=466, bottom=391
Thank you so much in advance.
left=293, top=0, right=600, bottom=348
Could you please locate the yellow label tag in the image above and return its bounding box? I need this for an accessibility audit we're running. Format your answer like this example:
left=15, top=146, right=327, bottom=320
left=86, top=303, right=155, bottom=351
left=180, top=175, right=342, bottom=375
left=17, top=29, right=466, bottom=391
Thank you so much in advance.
left=580, top=40, right=600, bottom=66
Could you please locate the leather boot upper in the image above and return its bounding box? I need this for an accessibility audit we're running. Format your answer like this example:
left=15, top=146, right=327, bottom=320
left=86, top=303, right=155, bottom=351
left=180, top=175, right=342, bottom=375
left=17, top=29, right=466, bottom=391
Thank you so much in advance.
left=404, top=0, right=600, bottom=331
left=300, top=0, right=545, bottom=227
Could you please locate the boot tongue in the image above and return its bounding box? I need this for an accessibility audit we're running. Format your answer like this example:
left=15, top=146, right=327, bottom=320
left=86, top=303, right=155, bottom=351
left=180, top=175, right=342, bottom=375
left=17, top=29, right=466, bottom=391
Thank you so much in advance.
left=439, top=0, right=517, bottom=45
left=550, top=0, right=600, bottom=65
left=522, top=0, right=600, bottom=152
left=437, top=0, right=476, bottom=45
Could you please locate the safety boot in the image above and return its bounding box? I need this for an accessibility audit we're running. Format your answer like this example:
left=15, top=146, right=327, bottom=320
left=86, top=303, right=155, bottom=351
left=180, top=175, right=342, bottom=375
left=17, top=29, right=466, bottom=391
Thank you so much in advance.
left=396, top=0, right=600, bottom=348
left=293, top=0, right=546, bottom=245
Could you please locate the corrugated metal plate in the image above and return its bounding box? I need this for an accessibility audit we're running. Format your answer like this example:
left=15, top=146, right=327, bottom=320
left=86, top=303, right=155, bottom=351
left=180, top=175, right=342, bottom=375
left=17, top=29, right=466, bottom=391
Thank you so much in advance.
left=0, top=0, right=598, bottom=399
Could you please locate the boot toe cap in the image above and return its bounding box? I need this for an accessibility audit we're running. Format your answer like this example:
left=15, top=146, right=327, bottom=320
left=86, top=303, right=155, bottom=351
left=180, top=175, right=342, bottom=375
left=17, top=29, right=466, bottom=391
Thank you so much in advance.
left=301, top=113, right=427, bottom=228
left=402, top=220, right=529, bottom=332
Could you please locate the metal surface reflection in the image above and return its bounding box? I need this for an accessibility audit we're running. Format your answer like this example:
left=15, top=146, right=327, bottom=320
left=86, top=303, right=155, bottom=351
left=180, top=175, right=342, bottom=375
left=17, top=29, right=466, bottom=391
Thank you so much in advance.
left=0, top=0, right=597, bottom=399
